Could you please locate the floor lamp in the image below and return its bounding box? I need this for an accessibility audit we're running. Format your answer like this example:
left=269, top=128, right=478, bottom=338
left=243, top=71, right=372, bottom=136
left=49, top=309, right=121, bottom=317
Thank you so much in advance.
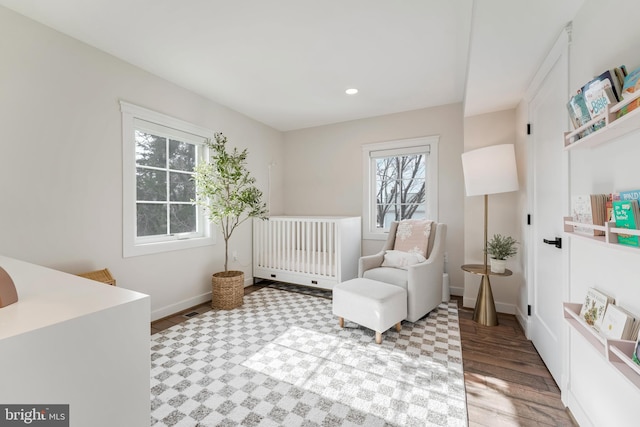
left=461, top=144, right=519, bottom=325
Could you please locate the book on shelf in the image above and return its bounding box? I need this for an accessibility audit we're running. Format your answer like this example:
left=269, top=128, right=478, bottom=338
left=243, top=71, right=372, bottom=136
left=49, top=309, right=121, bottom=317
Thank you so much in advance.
left=600, top=304, right=639, bottom=341
left=619, top=189, right=640, bottom=202
left=571, top=195, right=593, bottom=235
left=595, top=68, right=625, bottom=102
left=581, top=72, right=620, bottom=128
left=579, top=287, right=615, bottom=332
left=617, top=66, right=640, bottom=118
left=612, top=199, right=640, bottom=247
left=634, top=337, right=640, bottom=366
left=566, top=92, right=595, bottom=139
left=607, top=193, right=620, bottom=223
left=590, top=194, right=607, bottom=236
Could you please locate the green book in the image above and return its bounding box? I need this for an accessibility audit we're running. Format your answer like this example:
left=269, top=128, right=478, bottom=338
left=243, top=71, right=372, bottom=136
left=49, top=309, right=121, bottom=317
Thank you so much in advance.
left=612, top=200, right=640, bottom=247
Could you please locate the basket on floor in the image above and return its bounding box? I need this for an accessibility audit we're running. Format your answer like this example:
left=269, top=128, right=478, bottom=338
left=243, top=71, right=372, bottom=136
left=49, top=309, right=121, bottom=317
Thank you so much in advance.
left=212, top=271, right=244, bottom=309
left=77, top=268, right=116, bottom=286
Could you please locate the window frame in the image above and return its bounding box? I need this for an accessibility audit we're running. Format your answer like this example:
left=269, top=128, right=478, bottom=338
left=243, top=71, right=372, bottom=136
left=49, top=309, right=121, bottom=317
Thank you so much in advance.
left=362, top=136, right=439, bottom=240
left=121, top=101, right=215, bottom=257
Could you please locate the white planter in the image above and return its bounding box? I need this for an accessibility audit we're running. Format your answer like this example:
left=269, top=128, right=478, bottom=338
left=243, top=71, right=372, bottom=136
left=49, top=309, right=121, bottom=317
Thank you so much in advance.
left=490, top=258, right=506, bottom=273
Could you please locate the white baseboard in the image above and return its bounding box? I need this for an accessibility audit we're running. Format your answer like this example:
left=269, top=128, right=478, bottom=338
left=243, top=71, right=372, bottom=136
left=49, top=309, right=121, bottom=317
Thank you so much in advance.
left=450, top=285, right=464, bottom=297
left=151, top=292, right=212, bottom=321
left=152, top=276, right=256, bottom=321
left=565, top=390, right=594, bottom=427
left=515, top=305, right=530, bottom=337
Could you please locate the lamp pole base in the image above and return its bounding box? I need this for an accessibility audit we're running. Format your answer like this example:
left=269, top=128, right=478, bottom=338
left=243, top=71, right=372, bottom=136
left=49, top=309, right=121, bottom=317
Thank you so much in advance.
left=473, top=274, right=498, bottom=326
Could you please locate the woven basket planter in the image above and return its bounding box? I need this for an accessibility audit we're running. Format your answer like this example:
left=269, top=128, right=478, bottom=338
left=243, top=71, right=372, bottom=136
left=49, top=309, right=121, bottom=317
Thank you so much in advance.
left=211, top=270, right=244, bottom=309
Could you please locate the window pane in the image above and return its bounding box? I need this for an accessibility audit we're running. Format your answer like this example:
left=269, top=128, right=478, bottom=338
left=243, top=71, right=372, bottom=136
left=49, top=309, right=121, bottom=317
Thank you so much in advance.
left=401, top=179, right=426, bottom=204
left=135, top=131, right=166, bottom=168
left=136, top=168, right=167, bottom=201
left=137, top=203, right=167, bottom=236
left=169, top=139, right=196, bottom=171
left=376, top=204, right=399, bottom=229
left=400, top=154, right=425, bottom=179
left=376, top=157, right=398, bottom=180
left=399, top=204, right=425, bottom=220
left=374, top=153, right=427, bottom=229
left=169, top=172, right=195, bottom=202
left=170, top=204, right=197, bottom=234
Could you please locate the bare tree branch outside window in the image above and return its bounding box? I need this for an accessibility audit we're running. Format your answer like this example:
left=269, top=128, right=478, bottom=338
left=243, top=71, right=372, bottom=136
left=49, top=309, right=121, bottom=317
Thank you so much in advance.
left=375, top=154, right=426, bottom=228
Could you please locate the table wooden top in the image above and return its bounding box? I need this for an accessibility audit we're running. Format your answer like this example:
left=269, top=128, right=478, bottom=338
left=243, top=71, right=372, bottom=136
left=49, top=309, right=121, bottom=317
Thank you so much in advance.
left=461, top=263, right=513, bottom=277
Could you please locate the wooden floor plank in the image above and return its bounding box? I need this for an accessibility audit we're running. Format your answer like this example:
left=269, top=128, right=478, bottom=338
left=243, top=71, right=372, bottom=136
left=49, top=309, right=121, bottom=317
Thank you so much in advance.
left=456, top=300, right=576, bottom=426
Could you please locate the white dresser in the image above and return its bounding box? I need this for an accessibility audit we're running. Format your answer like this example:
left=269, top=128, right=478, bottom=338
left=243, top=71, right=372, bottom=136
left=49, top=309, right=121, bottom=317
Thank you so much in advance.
left=0, top=256, right=150, bottom=427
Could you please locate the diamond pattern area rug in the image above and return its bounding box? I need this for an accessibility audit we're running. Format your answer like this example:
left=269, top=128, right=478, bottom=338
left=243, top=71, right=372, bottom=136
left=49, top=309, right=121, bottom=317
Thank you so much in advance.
left=150, top=286, right=467, bottom=426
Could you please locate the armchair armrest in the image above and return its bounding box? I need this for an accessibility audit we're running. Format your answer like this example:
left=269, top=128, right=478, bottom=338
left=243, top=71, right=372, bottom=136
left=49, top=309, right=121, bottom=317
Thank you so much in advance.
left=358, top=252, right=385, bottom=277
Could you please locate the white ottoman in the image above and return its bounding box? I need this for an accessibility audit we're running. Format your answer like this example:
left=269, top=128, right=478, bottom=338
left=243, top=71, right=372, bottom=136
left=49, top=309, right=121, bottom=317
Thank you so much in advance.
left=332, top=278, right=407, bottom=344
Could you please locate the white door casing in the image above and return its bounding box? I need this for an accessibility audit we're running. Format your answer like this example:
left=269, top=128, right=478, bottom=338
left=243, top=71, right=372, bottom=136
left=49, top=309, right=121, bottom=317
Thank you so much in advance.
left=526, top=27, right=571, bottom=386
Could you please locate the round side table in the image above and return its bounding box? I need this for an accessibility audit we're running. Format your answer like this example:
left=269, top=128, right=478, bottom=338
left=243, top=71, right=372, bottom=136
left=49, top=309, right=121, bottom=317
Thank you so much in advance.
left=461, top=264, right=512, bottom=326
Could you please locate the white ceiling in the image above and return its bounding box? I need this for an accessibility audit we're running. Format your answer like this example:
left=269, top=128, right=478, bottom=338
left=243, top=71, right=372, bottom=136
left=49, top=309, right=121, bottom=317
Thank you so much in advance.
left=0, top=0, right=584, bottom=131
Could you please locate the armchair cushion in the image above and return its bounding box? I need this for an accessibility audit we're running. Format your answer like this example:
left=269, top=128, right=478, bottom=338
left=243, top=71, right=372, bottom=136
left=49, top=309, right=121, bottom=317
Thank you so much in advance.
left=393, top=219, right=433, bottom=257
left=381, top=250, right=426, bottom=270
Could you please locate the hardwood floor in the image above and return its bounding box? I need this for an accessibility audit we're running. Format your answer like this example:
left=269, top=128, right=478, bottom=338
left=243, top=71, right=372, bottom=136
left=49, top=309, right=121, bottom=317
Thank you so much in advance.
left=151, top=288, right=576, bottom=426
left=454, top=298, right=576, bottom=426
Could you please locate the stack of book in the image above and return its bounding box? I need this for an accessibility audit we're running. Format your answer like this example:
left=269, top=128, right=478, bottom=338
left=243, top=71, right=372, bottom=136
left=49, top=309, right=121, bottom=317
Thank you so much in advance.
left=600, top=303, right=640, bottom=341
left=566, top=66, right=627, bottom=143
left=590, top=194, right=608, bottom=236
left=579, top=287, right=615, bottom=332
left=571, top=194, right=608, bottom=236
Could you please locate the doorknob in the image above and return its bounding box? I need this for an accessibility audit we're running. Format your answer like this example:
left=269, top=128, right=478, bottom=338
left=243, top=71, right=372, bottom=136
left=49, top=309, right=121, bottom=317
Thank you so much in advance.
left=543, top=237, right=562, bottom=249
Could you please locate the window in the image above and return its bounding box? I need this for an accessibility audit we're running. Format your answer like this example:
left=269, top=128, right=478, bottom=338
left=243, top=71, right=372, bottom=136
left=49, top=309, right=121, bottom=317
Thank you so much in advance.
left=362, top=136, right=439, bottom=239
left=121, top=102, right=215, bottom=257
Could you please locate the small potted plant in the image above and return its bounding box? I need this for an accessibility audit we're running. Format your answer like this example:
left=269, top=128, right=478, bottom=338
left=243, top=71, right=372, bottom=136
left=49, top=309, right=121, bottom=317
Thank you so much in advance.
left=486, top=234, right=518, bottom=273
left=193, top=132, right=268, bottom=309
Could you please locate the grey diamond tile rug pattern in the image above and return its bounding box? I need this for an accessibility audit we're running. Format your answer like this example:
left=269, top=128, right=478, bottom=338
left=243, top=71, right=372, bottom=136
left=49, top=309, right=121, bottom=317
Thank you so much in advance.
left=150, top=286, right=467, bottom=426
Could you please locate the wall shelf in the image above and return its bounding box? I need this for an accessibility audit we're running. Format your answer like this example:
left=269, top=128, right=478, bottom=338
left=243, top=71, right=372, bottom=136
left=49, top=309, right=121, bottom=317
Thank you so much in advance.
left=564, top=303, right=640, bottom=389
left=563, top=216, right=640, bottom=253
left=607, top=340, right=640, bottom=389
left=563, top=303, right=607, bottom=356
left=564, top=91, right=640, bottom=150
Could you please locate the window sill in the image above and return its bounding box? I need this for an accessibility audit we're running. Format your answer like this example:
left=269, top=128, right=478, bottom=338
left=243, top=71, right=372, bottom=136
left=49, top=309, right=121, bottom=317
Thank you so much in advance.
left=123, top=235, right=215, bottom=258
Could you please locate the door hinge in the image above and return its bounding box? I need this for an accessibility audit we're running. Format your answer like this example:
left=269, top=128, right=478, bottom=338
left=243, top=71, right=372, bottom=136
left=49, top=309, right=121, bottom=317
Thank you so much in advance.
left=527, top=214, right=531, bottom=225
left=527, top=123, right=531, bottom=135
left=528, top=305, right=532, bottom=316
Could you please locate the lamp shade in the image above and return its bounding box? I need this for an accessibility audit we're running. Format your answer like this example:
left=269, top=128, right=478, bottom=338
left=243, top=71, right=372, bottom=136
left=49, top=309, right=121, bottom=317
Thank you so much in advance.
left=461, top=144, right=519, bottom=196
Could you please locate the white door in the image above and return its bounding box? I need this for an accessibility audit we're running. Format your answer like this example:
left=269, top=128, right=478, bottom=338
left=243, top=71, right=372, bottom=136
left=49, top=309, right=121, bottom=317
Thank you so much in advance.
left=528, top=35, right=569, bottom=385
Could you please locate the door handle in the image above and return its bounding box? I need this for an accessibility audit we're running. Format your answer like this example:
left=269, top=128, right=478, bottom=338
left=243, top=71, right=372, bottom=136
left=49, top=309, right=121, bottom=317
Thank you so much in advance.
left=543, top=237, right=562, bottom=249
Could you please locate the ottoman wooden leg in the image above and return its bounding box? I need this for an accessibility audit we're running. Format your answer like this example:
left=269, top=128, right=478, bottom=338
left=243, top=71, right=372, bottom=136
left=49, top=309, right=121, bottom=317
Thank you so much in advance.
left=375, top=331, right=382, bottom=344
left=395, top=322, right=401, bottom=332
left=339, top=317, right=344, bottom=328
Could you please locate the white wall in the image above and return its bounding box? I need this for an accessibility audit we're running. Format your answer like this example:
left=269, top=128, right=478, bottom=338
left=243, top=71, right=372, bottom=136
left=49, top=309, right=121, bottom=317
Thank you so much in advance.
left=463, top=110, right=522, bottom=314
left=0, top=6, right=285, bottom=320
left=562, top=0, right=640, bottom=424
left=282, top=104, right=465, bottom=294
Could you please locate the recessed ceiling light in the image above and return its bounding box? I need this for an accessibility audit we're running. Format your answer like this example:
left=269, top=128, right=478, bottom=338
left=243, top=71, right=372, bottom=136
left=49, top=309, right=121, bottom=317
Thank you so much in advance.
left=345, top=88, right=358, bottom=95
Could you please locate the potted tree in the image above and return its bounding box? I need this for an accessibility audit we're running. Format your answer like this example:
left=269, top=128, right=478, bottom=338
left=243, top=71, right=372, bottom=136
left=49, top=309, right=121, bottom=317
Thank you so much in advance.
left=486, top=234, right=518, bottom=273
left=193, top=132, right=268, bottom=309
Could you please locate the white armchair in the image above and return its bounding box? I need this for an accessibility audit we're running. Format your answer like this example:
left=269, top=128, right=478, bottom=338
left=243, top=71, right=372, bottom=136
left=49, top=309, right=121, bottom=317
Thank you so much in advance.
left=359, top=221, right=447, bottom=322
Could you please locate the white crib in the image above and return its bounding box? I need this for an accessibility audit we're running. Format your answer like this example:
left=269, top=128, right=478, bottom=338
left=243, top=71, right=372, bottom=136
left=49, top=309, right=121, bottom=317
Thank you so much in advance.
left=253, top=216, right=361, bottom=290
